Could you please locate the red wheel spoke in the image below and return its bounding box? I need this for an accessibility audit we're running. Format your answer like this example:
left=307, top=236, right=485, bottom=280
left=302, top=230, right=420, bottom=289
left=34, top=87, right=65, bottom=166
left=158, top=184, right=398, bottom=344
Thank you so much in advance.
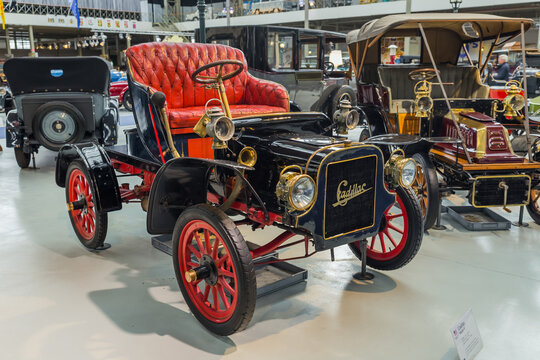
left=204, top=229, right=212, bottom=254
left=215, top=254, right=229, bottom=268
left=187, top=244, right=202, bottom=260
left=387, top=223, right=403, bottom=234
left=194, top=232, right=205, bottom=255
left=218, top=268, right=234, bottom=278
left=212, top=237, right=220, bottom=259
left=370, top=236, right=376, bottom=249
left=212, top=286, right=219, bottom=310
left=202, top=284, right=211, bottom=303
left=219, top=277, right=235, bottom=297
left=384, top=230, right=398, bottom=248
left=217, top=284, right=230, bottom=309
left=379, top=233, right=386, bottom=252
left=187, top=261, right=199, bottom=268
left=387, top=213, right=403, bottom=220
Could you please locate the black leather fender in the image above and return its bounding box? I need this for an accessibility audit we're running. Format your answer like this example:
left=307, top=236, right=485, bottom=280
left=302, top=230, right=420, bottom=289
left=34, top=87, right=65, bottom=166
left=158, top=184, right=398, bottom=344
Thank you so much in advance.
left=55, top=142, right=122, bottom=212
left=146, top=157, right=263, bottom=235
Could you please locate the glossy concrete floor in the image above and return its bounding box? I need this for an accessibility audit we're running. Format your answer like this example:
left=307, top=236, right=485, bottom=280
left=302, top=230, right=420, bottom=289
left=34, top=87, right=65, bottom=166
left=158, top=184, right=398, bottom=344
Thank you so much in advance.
left=1, top=121, right=540, bottom=360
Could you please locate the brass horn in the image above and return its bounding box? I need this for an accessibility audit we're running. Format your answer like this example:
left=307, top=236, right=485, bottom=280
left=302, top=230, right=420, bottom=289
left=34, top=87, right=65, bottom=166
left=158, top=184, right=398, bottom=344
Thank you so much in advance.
left=238, top=147, right=257, bottom=167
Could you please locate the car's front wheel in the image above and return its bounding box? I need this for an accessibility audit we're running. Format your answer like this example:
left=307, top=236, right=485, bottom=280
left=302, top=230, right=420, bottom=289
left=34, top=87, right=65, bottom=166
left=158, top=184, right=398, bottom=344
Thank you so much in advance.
left=349, top=186, right=423, bottom=270
left=14, top=147, right=31, bottom=168
left=122, top=91, right=133, bottom=112
left=172, top=204, right=256, bottom=336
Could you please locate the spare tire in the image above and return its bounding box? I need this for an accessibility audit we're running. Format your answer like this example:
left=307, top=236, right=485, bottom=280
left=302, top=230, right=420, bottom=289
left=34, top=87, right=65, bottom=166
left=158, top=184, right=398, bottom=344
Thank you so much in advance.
left=32, top=102, right=85, bottom=151
left=330, top=85, right=357, bottom=117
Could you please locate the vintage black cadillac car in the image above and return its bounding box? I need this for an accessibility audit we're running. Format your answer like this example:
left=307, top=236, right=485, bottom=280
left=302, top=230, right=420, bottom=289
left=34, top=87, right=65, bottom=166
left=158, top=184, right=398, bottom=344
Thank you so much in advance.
left=55, top=43, right=423, bottom=335
left=347, top=13, right=540, bottom=228
left=201, top=26, right=357, bottom=118
left=4, top=57, right=118, bottom=168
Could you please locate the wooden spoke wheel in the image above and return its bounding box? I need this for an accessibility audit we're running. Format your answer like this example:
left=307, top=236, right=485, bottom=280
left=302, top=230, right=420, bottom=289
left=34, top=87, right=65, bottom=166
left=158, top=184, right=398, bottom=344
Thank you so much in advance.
left=349, top=186, right=423, bottom=270
left=411, top=152, right=440, bottom=230
left=526, top=188, right=540, bottom=224
left=172, top=204, right=256, bottom=336
left=65, top=161, right=108, bottom=249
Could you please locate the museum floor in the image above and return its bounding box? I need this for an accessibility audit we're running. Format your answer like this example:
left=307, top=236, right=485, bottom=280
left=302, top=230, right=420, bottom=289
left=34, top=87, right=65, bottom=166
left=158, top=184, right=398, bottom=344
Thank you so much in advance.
left=1, top=116, right=539, bottom=360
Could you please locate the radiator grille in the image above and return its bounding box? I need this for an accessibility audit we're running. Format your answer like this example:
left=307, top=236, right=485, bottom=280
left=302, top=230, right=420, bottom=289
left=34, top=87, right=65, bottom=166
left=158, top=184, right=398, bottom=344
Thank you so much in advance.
left=324, top=155, right=377, bottom=239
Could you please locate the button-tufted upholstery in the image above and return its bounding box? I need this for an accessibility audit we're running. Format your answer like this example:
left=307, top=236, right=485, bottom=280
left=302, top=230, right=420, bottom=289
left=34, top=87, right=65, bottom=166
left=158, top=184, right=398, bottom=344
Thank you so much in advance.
left=126, top=42, right=290, bottom=134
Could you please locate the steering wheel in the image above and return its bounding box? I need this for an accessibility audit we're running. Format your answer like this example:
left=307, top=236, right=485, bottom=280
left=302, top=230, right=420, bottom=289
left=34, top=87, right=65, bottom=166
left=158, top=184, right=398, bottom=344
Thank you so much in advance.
left=408, top=68, right=438, bottom=82
left=192, top=60, right=244, bottom=85
left=325, top=61, right=335, bottom=72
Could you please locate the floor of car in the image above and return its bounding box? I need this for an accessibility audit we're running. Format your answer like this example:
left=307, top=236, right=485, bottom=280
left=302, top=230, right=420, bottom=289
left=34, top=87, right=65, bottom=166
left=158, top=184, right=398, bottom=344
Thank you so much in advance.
left=1, top=111, right=539, bottom=360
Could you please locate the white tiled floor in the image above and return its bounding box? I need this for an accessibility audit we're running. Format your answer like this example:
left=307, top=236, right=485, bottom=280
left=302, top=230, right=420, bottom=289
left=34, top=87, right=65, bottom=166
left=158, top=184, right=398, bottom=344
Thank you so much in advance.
left=1, top=123, right=539, bottom=360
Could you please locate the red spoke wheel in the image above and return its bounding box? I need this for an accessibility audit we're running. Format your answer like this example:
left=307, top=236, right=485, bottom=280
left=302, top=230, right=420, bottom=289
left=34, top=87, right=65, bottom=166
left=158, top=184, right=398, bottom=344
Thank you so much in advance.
left=172, top=204, right=256, bottom=336
left=526, top=188, right=540, bottom=224
left=349, top=186, right=423, bottom=270
left=65, top=161, right=108, bottom=249
left=411, top=152, right=440, bottom=230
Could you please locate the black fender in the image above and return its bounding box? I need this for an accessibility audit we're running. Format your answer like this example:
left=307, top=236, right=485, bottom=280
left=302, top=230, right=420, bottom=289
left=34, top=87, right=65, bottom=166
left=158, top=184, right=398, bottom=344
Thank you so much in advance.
left=289, top=101, right=302, bottom=112
left=310, top=83, right=341, bottom=113
left=359, top=104, right=389, bottom=137
left=55, top=142, right=122, bottom=212
left=147, top=157, right=264, bottom=235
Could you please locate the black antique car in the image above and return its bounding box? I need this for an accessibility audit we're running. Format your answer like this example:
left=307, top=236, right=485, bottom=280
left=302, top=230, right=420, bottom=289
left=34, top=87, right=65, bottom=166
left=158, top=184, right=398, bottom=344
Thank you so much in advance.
left=201, top=26, right=357, bottom=118
left=347, top=13, right=540, bottom=228
left=55, top=42, right=423, bottom=335
left=4, top=57, right=118, bottom=168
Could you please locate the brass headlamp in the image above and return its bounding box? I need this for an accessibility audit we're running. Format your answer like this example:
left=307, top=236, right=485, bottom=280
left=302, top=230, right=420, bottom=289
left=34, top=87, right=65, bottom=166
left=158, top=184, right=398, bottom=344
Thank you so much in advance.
left=276, top=166, right=316, bottom=211
left=333, top=98, right=360, bottom=135
left=414, top=80, right=433, bottom=118
left=384, top=150, right=417, bottom=188
left=502, top=81, right=525, bottom=117
left=193, top=106, right=235, bottom=149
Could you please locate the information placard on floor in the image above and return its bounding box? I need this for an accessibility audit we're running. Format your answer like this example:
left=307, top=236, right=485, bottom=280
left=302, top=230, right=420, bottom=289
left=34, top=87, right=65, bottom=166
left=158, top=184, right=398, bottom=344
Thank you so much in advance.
left=450, top=308, right=483, bottom=360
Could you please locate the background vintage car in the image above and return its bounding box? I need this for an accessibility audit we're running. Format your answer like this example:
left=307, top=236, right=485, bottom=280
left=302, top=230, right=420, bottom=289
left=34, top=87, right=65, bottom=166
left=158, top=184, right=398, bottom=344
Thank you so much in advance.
left=200, top=25, right=357, bottom=120
left=4, top=57, right=119, bottom=168
left=346, top=13, right=540, bottom=228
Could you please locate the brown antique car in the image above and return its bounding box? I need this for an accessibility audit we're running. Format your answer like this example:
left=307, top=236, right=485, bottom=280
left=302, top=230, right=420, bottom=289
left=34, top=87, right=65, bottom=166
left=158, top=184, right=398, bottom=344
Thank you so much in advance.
left=347, top=13, right=540, bottom=228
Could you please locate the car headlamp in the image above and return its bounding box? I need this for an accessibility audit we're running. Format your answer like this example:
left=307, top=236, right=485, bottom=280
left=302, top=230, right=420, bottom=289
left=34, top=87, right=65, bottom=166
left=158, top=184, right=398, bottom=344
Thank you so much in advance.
left=193, top=105, right=235, bottom=149
left=276, top=171, right=316, bottom=211
left=384, top=153, right=417, bottom=188
left=0, top=88, right=6, bottom=96
left=505, top=94, right=525, bottom=111
left=333, top=99, right=359, bottom=135
left=416, top=95, right=433, bottom=113
left=414, top=80, right=433, bottom=118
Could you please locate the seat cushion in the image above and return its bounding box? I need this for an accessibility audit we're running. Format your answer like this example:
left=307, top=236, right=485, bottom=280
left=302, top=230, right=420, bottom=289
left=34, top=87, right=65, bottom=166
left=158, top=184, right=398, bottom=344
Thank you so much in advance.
left=169, top=105, right=287, bottom=134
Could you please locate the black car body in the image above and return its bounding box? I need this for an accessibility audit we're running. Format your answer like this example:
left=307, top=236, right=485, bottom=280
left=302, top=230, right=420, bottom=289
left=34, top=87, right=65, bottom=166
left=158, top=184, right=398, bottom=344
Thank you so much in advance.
left=4, top=57, right=118, bottom=168
left=201, top=25, right=356, bottom=117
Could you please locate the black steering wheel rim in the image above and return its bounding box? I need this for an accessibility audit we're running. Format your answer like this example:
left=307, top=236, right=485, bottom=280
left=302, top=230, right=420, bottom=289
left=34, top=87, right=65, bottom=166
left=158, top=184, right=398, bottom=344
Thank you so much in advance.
left=191, top=59, right=245, bottom=84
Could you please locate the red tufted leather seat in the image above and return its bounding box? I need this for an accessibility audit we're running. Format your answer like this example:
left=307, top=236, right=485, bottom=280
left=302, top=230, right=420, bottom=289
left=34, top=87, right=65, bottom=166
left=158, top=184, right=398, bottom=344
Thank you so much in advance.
left=126, top=42, right=290, bottom=134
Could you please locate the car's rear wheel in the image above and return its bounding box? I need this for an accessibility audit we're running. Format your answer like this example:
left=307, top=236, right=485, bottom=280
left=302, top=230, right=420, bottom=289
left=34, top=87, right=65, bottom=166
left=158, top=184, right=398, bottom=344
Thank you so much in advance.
left=349, top=186, right=423, bottom=270
left=65, top=161, right=108, bottom=249
left=172, top=204, right=256, bottom=336
left=14, top=147, right=31, bottom=168
left=526, top=188, right=540, bottom=224
left=33, top=102, right=85, bottom=151
left=411, top=152, right=439, bottom=230
left=122, top=91, right=133, bottom=112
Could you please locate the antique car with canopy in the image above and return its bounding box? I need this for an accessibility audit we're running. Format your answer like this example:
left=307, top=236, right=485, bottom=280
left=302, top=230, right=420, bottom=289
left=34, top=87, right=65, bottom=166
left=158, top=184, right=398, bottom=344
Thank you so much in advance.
left=55, top=42, right=423, bottom=335
left=347, top=13, right=540, bottom=227
left=4, top=57, right=119, bottom=168
left=202, top=26, right=357, bottom=119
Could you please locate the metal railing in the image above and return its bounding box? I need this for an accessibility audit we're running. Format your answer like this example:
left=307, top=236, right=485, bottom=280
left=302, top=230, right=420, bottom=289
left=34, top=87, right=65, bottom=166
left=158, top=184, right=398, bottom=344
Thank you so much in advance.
left=3, top=2, right=141, bottom=21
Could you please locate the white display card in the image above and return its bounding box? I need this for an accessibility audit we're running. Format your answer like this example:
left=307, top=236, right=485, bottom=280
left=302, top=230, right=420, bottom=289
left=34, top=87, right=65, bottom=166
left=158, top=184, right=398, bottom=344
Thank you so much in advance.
left=450, top=308, right=483, bottom=360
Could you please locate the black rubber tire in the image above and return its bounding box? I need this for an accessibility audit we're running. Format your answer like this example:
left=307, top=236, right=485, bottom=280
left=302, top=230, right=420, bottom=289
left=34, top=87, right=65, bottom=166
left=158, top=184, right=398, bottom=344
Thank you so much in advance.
left=348, top=186, right=423, bottom=270
left=412, top=152, right=440, bottom=230
left=526, top=188, right=540, bottom=225
left=32, top=102, right=85, bottom=151
left=14, top=147, right=31, bottom=168
left=65, top=161, right=108, bottom=249
left=330, top=85, right=357, bottom=117
left=122, top=91, right=133, bottom=112
left=172, top=204, right=256, bottom=336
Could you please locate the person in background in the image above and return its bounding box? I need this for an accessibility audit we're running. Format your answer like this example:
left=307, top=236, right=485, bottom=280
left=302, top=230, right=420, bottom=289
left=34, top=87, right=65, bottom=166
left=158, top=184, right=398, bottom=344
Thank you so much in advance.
left=493, top=54, right=510, bottom=82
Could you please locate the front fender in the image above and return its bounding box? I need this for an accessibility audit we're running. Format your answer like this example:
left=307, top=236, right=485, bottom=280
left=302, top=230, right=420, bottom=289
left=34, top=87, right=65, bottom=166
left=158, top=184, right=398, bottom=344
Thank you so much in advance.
left=146, top=157, right=257, bottom=235
left=56, top=142, right=122, bottom=212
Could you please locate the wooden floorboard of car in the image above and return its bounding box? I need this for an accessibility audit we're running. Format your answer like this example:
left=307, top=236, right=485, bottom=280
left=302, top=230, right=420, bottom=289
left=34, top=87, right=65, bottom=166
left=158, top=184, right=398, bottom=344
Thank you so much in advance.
left=430, top=148, right=540, bottom=171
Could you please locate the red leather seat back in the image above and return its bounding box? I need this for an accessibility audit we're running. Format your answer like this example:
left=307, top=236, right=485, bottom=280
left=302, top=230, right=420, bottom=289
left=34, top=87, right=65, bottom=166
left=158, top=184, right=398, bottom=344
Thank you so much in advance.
left=126, top=42, right=249, bottom=108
